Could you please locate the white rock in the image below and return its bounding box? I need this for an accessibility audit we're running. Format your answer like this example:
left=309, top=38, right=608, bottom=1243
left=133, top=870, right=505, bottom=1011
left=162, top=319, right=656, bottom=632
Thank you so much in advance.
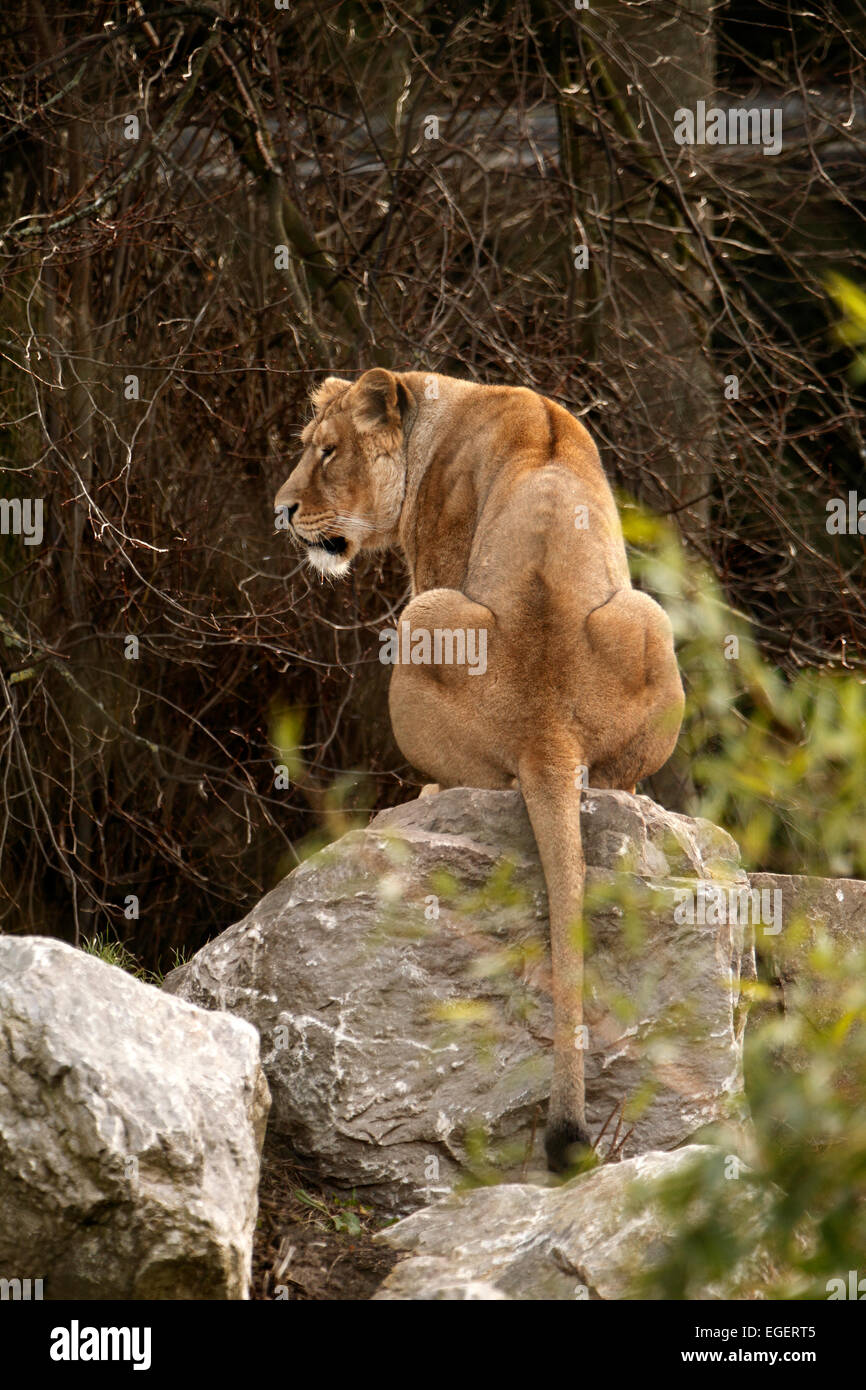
left=374, top=1146, right=777, bottom=1300
left=0, top=937, right=269, bottom=1298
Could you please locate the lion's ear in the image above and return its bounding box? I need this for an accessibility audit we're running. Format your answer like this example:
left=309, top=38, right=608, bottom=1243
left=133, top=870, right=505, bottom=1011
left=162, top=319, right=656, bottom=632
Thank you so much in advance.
left=310, top=377, right=350, bottom=413
left=351, top=369, right=411, bottom=432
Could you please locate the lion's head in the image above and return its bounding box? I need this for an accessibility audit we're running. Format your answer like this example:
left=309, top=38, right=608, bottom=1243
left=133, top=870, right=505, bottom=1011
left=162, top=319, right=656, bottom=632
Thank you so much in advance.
left=274, top=368, right=412, bottom=577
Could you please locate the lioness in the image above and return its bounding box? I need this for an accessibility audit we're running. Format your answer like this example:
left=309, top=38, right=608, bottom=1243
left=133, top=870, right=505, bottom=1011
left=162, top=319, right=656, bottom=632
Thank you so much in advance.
left=275, top=369, right=684, bottom=1171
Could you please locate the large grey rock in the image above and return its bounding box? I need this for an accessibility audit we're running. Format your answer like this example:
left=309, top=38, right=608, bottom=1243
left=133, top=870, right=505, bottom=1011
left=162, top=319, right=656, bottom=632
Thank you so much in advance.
left=164, top=788, right=754, bottom=1213
left=373, top=1145, right=779, bottom=1300
left=749, top=872, right=866, bottom=965
left=748, top=871, right=866, bottom=1050
left=0, top=936, right=270, bottom=1299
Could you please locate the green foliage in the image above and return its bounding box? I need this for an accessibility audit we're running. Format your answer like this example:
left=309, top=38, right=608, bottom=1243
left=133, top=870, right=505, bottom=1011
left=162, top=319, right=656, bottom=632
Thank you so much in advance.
left=269, top=701, right=373, bottom=871
left=621, top=499, right=866, bottom=877
left=825, top=271, right=866, bottom=382
left=555, top=504, right=866, bottom=1298
left=80, top=932, right=155, bottom=982
left=80, top=933, right=189, bottom=985
left=293, top=1187, right=369, bottom=1237
left=634, top=929, right=866, bottom=1299
left=269, top=704, right=308, bottom=786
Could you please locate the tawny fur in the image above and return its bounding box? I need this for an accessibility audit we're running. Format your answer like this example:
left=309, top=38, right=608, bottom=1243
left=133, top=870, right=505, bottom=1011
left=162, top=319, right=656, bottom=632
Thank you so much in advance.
left=275, top=369, right=685, bottom=1171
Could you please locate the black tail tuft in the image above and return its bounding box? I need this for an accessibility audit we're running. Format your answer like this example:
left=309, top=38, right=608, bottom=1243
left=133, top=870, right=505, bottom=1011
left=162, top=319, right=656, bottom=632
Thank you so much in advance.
left=545, top=1117, right=594, bottom=1174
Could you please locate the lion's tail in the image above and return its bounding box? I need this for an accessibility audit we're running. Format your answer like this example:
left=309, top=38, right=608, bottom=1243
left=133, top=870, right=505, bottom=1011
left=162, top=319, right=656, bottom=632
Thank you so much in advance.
left=518, top=745, right=591, bottom=1171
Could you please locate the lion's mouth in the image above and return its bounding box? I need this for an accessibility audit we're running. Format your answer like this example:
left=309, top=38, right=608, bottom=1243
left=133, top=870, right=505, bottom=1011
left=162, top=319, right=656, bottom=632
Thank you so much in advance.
left=308, top=535, right=348, bottom=556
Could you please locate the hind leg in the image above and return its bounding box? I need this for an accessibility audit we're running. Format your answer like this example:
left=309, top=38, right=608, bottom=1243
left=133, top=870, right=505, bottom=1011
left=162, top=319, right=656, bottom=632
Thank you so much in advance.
left=586, top=588, right=684, bottom=788
left=388, top=589, right=512, bottom=789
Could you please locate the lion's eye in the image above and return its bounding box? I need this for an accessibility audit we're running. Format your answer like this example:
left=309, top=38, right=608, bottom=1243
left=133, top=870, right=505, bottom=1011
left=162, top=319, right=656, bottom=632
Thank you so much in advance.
left=320, top=445, right=336, bottom=466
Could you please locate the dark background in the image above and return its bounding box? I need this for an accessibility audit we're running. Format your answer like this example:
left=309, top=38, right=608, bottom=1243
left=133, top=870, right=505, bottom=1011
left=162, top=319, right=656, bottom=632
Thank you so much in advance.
left=1, top=0, right=864, bottom=969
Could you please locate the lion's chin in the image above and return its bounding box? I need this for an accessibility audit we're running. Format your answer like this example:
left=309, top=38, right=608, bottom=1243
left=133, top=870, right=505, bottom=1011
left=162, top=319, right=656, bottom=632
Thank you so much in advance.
left=306, top=543, right=353, bottom=579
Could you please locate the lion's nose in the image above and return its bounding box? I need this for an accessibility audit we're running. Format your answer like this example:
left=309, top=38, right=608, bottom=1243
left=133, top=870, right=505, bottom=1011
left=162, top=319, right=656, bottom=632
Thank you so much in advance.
left=281, top=502, right=298, bottom=523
